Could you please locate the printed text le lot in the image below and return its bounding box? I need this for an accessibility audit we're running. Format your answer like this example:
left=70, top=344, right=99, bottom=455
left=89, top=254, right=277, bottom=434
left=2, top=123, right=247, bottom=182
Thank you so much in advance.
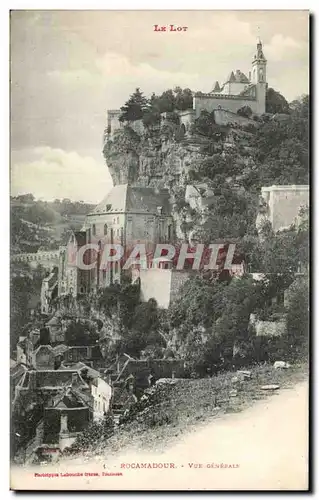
left=154, top=25, right=188, bottom=32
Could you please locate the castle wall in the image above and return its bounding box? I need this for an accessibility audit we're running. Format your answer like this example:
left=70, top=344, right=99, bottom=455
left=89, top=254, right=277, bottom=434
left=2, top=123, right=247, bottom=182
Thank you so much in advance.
left=107, top=110, right=144, bottom=139
left=255, top=318, right=287, bottom=337
left=178, top=110, right=195, bottom=132
left=193, top=94, right=258, bottom=118
left=213, top=109, right=254, bottom=126
left=139, top=268, right=172, bottom=309
left=139, top=269, right=192, bottom=309
left=107, top=110, right=123, bottom=138
left=261, top=185, right=309, bottom=232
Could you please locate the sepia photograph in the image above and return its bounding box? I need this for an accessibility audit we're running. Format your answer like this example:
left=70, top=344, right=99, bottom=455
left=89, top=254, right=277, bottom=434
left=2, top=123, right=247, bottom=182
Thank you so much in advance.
left=9, top=9, right=309, bottom=491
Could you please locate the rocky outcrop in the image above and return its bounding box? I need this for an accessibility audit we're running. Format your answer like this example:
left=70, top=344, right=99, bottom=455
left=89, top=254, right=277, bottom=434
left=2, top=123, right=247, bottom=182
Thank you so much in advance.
left=103, top=125, right=203, bottom=192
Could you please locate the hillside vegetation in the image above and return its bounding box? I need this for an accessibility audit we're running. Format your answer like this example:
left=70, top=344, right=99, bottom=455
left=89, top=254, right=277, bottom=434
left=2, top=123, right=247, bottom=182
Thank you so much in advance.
left=10, top=194, right=95, bottom=253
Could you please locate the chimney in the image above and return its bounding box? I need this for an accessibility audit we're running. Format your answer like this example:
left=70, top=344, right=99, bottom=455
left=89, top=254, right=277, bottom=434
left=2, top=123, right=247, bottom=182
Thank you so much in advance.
left=71, top=372, right=78, bottom=386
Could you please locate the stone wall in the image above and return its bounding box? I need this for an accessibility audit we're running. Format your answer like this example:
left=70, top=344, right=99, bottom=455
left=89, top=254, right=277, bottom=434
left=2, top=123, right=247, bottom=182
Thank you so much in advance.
left=139, top=268, right=172, bottom=308
left=11, top=250, right=60, bottom=269
left=107, top=110, right=145, bottom=139
left=250, top=313, right=287, bottom=337
left=139, top=269, right=192, bottom=309
left=260, top=185, right=309, bottom=232
left=213, top=108, right=254, bottom=127
left=178, top=110, right=195, bottom=132
left=193, top=94, right=258, bottom=118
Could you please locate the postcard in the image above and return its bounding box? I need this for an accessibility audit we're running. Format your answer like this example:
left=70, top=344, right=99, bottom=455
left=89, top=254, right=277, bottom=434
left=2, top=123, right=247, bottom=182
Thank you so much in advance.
left=10, top=10, right=309, bottom=491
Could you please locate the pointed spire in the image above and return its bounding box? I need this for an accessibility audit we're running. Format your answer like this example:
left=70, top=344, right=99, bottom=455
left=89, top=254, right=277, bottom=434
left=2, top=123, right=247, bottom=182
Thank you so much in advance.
left=253, top=35, right=266, bottom=62
left=212, top=81, right=221, bottom=93
left=257, top=25, right=261, bottom=44
left=226, top=71, right=236, bottom=83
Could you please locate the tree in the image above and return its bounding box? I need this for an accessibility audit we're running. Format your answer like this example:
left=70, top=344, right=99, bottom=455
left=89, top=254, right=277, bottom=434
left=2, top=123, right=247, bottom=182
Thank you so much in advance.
left=286, top=277, right=309, bottom=357
left=191, top=111, right=228, bottom=140
left=157, top=89, right=176, bottom=113
left=174, top=87, right=193, bottom=111
left=119, top=88, right=149, bottom=122
left=266, top=88, right=290, bottom=114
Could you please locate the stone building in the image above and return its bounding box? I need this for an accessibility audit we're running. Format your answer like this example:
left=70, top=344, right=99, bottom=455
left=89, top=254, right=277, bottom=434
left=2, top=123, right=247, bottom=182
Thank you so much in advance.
left=107, top=39, right=268, bottom=138
left=193, top=37, right=267, bottom=117
left=58, top=231, right=88, bottom=297
left=256, top=185, right=309, bottom=233
left=78, top=184, right=173, bottom=292
left=40, top=269, right=58, bottom=314
left=41, top=184, right=174, bottom=307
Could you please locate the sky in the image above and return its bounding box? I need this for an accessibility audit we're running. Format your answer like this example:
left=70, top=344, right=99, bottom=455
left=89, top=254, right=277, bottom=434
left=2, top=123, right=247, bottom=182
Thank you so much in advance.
left=10, top=10, right=309, bottom=203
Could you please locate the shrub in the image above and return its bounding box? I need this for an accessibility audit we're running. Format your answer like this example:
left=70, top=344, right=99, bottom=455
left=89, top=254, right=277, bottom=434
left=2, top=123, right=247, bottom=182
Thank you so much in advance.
left=237, top=106, right=252, bottom=118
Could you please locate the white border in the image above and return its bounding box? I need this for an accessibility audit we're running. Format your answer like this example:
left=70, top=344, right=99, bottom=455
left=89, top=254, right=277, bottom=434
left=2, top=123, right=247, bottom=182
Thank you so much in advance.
left=2, top=3, right=316, bottom=499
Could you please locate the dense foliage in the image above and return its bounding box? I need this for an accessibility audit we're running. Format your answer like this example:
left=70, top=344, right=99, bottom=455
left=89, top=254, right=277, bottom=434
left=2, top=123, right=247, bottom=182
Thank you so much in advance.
left=118, top=86, right=193, bottom=126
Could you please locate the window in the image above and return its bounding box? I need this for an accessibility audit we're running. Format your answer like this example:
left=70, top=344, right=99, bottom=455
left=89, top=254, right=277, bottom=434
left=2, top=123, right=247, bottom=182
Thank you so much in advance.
left=117, top=216, right=120, bottom=224
left=92, top=224, right=96, bottom=236
left=106, top=204, right=112, bottom=211
left=104, top=223, right=108, bottom=235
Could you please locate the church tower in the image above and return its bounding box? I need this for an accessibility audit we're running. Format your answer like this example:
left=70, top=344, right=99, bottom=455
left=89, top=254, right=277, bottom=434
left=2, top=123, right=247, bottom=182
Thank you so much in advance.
left=251, top=37, right=267, bottom=114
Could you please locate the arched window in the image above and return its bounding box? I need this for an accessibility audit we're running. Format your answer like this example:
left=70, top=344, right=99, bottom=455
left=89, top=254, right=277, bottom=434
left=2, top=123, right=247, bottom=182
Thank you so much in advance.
left=92, top=224, right=96, bottom=236
left=104, top=223, right=108, bottom=235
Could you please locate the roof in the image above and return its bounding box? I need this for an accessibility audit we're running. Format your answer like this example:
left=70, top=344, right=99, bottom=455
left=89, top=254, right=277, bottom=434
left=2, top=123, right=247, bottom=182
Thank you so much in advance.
left=52, top=344, right=69, bottom=356
left=17, top=338, right=27, bottom=348
left=73, top=231, right=86, bottom=247
left=224, top=70, right=249, bottom=85
left=30, top=369, right=89, bottom=389
left=211, top=81, right=221, bottom=92
left=46, top=315, right=61, bottom=326
left=60, top=361, right=100, bottom=379
left=48, top=387, right=90, bottom=410
left=10, top=363, right=27, bottom=380
left=67, top=345, right=103, bottom=359
left=89, top=185, right=171, bottom=216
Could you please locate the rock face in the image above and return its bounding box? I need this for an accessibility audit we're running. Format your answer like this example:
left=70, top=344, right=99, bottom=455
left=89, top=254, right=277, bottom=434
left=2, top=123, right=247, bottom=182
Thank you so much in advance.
left=102, top=122, right=261, bottom=243
left=103, top=126, right=202, bottom=192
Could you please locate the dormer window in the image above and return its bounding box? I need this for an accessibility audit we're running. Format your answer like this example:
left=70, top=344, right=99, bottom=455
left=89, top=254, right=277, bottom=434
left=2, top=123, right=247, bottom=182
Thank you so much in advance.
left=106, top=204, right=112, bottom=211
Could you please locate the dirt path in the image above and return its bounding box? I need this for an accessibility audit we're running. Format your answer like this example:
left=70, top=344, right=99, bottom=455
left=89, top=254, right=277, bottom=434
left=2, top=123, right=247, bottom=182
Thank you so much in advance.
left=11, top=380, right=309, bottom=490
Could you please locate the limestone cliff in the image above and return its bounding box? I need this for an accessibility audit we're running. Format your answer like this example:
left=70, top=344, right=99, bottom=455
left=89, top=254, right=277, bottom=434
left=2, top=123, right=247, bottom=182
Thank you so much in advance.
left=102, top=118, right=261, bottom=242
left=103, top=123, right=203, bottom=192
